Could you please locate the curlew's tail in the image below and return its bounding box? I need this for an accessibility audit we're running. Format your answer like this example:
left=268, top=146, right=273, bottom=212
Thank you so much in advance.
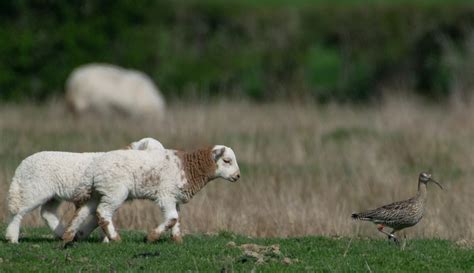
left=351, top=212, right=373, bottom=221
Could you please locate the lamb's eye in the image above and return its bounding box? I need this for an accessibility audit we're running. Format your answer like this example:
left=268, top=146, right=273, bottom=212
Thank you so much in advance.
left=223, top=159, right=231, bottom=164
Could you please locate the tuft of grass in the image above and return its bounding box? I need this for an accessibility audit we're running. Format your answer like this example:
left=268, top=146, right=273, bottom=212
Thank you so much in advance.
left=0, top=227, right=472, bottom=272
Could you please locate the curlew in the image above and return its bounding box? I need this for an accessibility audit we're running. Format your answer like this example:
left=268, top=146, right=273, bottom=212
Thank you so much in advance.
left=351, top=172, right=443, bottom=243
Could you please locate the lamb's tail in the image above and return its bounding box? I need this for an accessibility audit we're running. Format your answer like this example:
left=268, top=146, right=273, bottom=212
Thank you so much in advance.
left=7, top=178, right=22, bottom=215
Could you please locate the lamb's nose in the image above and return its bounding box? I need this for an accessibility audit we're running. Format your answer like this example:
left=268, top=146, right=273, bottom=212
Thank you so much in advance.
left=236, top=173, right=240, bottom=179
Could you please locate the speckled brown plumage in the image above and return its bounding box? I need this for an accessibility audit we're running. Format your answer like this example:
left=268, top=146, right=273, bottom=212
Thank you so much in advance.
left=177, top=147, right=217, bottom=202
left=352, top=172, right=442, bottom=242
left=352, top=195, right=424, bottom=231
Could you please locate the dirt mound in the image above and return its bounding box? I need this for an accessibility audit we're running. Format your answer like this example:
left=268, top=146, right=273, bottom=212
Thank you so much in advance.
left=227, top=241, right=298, bottom=265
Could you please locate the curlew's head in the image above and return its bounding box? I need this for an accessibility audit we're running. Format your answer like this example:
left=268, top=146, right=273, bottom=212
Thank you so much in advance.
left=212, top=145, right=241, bottom=182
left=418, top=172, right=443, bottom=189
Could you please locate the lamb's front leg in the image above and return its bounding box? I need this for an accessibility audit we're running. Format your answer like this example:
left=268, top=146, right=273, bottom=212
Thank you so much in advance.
left=74, top=214, right=109, bottom=243
left=62, top=199, right=99, bottom=246
left=171, top=204, right=182, bottom=244
left=96, top=189, right=128, bottom=242
left=147, top=201, right=180, bottom=243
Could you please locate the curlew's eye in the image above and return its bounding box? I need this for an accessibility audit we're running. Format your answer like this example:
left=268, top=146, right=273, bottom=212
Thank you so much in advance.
left=223, top=158, right=231, bottom=164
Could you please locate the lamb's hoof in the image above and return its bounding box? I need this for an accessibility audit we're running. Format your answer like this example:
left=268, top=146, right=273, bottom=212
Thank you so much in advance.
left=172, top=235, right=183, bottom=244
left=146, top=231, right=160, bottom=243
left=62, top=230, right=76, bottom=243
left=5, top=237, right=18, bottom=244
left=110, top=234, right=121, bottom=242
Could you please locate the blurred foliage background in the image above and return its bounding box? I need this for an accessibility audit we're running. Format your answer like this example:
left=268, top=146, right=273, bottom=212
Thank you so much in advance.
left=1, top=0, right=474, bottom=102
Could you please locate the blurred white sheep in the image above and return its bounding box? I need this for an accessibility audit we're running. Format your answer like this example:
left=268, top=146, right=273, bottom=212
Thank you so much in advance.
left=65, top=63, right=166, bottom=119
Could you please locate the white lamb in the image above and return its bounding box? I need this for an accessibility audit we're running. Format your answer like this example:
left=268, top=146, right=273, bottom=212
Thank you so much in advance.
left=62, top=145, right=240, bottom=244
left=5, top=137, right=164, bottom=243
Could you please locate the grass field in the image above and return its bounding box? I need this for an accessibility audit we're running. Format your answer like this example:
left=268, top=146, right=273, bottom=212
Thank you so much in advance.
left=1, top=98, right=473, bottom=240
left=0, top=98, right=474, bottom=271
left=0, top=227, right=472, bottom=272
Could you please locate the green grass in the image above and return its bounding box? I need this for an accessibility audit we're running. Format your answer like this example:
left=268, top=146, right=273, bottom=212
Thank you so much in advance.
left=193, top=0, right=474, bottom=8
left=0, top=227, right=472, bottom=272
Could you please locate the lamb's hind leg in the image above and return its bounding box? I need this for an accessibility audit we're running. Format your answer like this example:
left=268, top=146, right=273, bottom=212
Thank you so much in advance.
left=5, top=213, right=25, bottom=243
left=6, top=198, right=45, bottom=243
left=147, top=201, right=179, bottom=243
left=40, top=199, right=65, bottom=238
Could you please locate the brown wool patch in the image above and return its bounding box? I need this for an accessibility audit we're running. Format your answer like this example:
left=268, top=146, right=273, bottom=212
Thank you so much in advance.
left=142, top=170, right=161, bottom=188
left=166, top=155, right=170, bottom=160
left=72, top=188, right=92, bottom=207
left=177, top=147, right=217, bottom=200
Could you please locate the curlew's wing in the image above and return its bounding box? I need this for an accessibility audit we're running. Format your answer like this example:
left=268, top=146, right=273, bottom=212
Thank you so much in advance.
left=352, top=197, right=417, bottom=223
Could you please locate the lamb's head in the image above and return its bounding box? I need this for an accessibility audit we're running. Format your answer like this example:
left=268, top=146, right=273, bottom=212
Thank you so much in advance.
left=211, top=145, right=240, bottom=182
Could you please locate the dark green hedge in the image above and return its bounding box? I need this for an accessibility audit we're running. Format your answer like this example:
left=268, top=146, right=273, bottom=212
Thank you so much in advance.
left=1, top=0, right=474, bottom=102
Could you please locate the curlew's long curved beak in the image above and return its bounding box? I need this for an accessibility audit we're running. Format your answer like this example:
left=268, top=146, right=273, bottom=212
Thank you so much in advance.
left=429, top=178, right=443, bottom=190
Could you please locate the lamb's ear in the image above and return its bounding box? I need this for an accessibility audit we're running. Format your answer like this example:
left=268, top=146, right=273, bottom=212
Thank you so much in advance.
left=212, top=147, right=226, bottom=161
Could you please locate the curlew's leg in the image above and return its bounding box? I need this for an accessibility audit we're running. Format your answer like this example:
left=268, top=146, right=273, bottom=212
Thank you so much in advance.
left=399, top=231, right=407, bottom=249
left=377, top=225, right=397, bottom=242
left=389, top=229, right=400, bottom=245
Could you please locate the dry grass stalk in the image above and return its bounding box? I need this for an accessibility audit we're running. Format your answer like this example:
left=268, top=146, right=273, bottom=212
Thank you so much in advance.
left=0, top=98, right=472, bottom=240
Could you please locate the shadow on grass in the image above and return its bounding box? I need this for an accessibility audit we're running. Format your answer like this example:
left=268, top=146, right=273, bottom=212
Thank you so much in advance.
left=0, top=236, right=111, bottom=244
left=0, top=237, right=60, bottom=244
